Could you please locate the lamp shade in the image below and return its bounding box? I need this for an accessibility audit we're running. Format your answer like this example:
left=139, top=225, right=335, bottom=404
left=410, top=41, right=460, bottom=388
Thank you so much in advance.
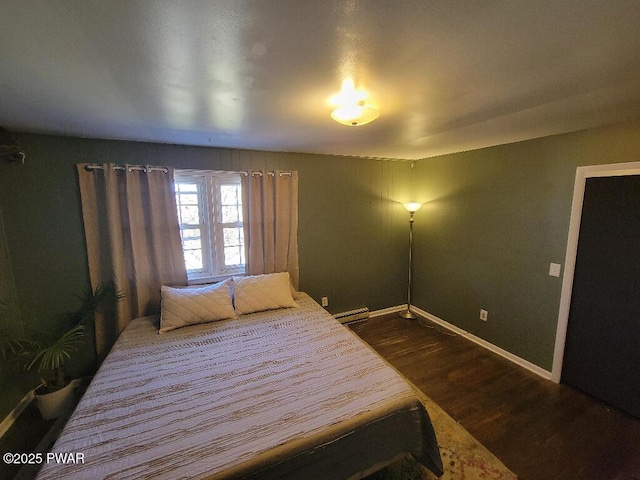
left=403, top=202, right=423, bottom=213
left=331, top=101, right=379, bottom=126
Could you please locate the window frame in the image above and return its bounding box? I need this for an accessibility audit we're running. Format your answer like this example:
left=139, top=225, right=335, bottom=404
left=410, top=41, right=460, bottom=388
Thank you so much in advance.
left=174, top=169, right=245, bottom=284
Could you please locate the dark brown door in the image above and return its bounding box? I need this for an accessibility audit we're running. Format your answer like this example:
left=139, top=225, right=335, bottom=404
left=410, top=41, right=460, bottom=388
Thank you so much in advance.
left=562, top=175, right=640, bottom=417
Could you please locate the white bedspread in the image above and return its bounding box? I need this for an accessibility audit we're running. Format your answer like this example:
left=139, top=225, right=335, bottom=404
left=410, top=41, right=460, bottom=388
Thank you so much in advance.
left=36, top=293, right=442, bottom=479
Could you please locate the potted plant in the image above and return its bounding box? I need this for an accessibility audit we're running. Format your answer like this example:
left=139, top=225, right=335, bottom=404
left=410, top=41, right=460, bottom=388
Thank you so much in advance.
left=1, top=281, right=122, bottom=419
left=28, top=323, right=86, bottom=419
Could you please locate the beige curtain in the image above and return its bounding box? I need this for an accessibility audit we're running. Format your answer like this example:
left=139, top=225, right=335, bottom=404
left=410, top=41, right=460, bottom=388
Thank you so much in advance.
left=242, top=171, right=299, bottom=289
left=77, top=164, right=187, bottom=359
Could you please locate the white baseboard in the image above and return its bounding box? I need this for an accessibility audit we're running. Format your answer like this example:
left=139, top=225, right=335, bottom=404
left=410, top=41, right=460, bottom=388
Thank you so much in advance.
left=371, top=304, right=551, bottom=380
left=406, top=305, right=553, bottom=381
left=370, top=304, right=405, bottom=318
left=0, top=389, right=35, bottom=438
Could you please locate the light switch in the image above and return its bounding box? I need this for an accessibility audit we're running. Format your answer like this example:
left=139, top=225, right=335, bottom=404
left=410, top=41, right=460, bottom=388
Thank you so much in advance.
left=549, top=263, right=561, bottom=277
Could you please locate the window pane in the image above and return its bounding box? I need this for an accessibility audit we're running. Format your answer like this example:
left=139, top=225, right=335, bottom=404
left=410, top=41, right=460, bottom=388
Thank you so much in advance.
left=224, top=246, right=242, bottom=266
left=180, top=205, right=200, bottom=224
left=178, top=193, right=199, bottom=205
left=221, top=205, right=239, bottom=223
left=223, top=227, right=244, bottom=268
left=220, top=185, right=239, bottom=205
left=223, top=227, right=240, bottom=246
left=220, top=183, right=241, bottom=224
left=177, top=183, right=198, bottom=193
left=184, top=250, right=203, bottom=271
left=181, top=229, right=200, bottom=239
left=183, top=237, right=201, bottom=250
left=180, top=229, right=203, bottom=271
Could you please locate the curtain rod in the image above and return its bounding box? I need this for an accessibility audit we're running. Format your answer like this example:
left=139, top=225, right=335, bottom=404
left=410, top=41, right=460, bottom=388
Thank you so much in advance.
left=83, top=164, right=169, bottom=174
left=248, top=171, right=292, bottom=177
left=82, top=164, right=292, bottom=177
left=173, top=169, right=292, bottom=177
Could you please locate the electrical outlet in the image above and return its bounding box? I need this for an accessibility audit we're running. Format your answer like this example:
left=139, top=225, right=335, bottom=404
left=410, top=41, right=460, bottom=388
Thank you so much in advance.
left=321, top=296, right=329, bottom=307
left=480, top=309, right=488, bottom=321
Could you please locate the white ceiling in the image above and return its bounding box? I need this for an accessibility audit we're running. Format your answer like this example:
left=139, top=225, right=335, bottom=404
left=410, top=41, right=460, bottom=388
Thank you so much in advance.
left=1, top=1, right=640, bottom=160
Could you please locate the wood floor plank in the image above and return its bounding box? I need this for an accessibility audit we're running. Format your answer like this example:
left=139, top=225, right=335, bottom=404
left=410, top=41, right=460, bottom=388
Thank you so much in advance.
left=349, top=315, right=640, bottom=480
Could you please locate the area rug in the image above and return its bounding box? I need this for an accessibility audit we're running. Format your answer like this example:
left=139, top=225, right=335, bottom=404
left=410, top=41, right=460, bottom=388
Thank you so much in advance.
left=366, top=386, right=518, bottom=480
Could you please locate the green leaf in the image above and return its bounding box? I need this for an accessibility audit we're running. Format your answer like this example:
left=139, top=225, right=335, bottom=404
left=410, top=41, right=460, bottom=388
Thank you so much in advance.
left=0, top=336, right=41, bottom=361
left=26, top=324, right=85, bottom=373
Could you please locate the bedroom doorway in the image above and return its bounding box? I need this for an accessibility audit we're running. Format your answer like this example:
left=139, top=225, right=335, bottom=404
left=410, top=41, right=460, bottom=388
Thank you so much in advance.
left=552, top=162, right=640, bottom=418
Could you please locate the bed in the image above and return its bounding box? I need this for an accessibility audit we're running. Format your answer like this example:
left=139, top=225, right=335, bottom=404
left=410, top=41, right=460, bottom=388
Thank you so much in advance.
left=36, top=282, right=443, bottom=479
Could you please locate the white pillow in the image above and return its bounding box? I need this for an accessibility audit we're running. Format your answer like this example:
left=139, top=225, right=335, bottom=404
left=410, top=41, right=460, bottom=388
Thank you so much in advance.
left=233, top=272, right=298, bottom=315
left=159, top=280, right=235, bottom=333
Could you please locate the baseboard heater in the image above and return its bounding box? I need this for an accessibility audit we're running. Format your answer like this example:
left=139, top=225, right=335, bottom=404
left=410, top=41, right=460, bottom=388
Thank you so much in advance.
left=334, top=307, right=370, bottom=324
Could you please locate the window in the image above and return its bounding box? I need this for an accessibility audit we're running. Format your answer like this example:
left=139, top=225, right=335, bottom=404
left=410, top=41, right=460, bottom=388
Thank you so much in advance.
left=174, top=170, right=245, bottom=282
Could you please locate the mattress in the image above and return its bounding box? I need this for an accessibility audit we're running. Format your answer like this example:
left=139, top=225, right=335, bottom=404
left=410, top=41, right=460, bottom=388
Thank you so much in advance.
left=36, top=293, right=443, bottom=479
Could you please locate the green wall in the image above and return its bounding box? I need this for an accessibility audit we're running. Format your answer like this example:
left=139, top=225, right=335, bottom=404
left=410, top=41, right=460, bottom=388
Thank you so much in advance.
left=2, top=118, right=639, bottom=418
left=0, top=133, right=413, bottom=418
left=411, top=119, right=640, bottom=370
left=0, top=203, right=34, bottom=415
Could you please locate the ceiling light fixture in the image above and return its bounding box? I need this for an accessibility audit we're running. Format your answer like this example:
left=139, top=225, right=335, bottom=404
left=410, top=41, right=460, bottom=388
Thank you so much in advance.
left=330, top=79, right=379, bottom=127
left=331, top=101, right=379, bottom=127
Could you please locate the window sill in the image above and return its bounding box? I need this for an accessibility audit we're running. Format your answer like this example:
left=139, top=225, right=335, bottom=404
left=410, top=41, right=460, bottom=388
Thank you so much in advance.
left=187, top=273, right=245, bottom=285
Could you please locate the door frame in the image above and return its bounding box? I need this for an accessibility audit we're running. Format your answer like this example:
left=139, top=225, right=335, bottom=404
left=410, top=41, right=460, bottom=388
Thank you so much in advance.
left=551, top=161, right=640, bottom=383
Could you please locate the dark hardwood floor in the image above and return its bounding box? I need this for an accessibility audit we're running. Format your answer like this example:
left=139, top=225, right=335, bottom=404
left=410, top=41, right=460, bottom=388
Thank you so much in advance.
left=349, top=314, right=640, bottom=480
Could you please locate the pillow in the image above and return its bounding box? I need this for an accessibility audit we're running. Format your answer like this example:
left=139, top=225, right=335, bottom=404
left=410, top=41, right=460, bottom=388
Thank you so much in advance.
left=233, top=272, right=298, bottom=315
left=159, top=279, right=235, bottom=333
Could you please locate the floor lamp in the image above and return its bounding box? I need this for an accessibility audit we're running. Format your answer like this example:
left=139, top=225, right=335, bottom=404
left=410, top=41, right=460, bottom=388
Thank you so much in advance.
left=399, top=202, right=423, bottom=319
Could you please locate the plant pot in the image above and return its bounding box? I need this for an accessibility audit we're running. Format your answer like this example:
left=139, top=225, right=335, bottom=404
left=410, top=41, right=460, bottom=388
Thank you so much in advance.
left=35, top=381, right=76, bottom=420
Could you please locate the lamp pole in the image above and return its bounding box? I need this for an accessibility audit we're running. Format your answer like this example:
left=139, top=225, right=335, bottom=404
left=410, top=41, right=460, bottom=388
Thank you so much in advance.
left=399, top=205, right=420, bottom=319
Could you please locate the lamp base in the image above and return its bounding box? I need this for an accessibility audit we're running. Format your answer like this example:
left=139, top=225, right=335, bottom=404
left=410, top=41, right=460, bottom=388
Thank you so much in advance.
left=399, top=309, right=417, bottom=320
